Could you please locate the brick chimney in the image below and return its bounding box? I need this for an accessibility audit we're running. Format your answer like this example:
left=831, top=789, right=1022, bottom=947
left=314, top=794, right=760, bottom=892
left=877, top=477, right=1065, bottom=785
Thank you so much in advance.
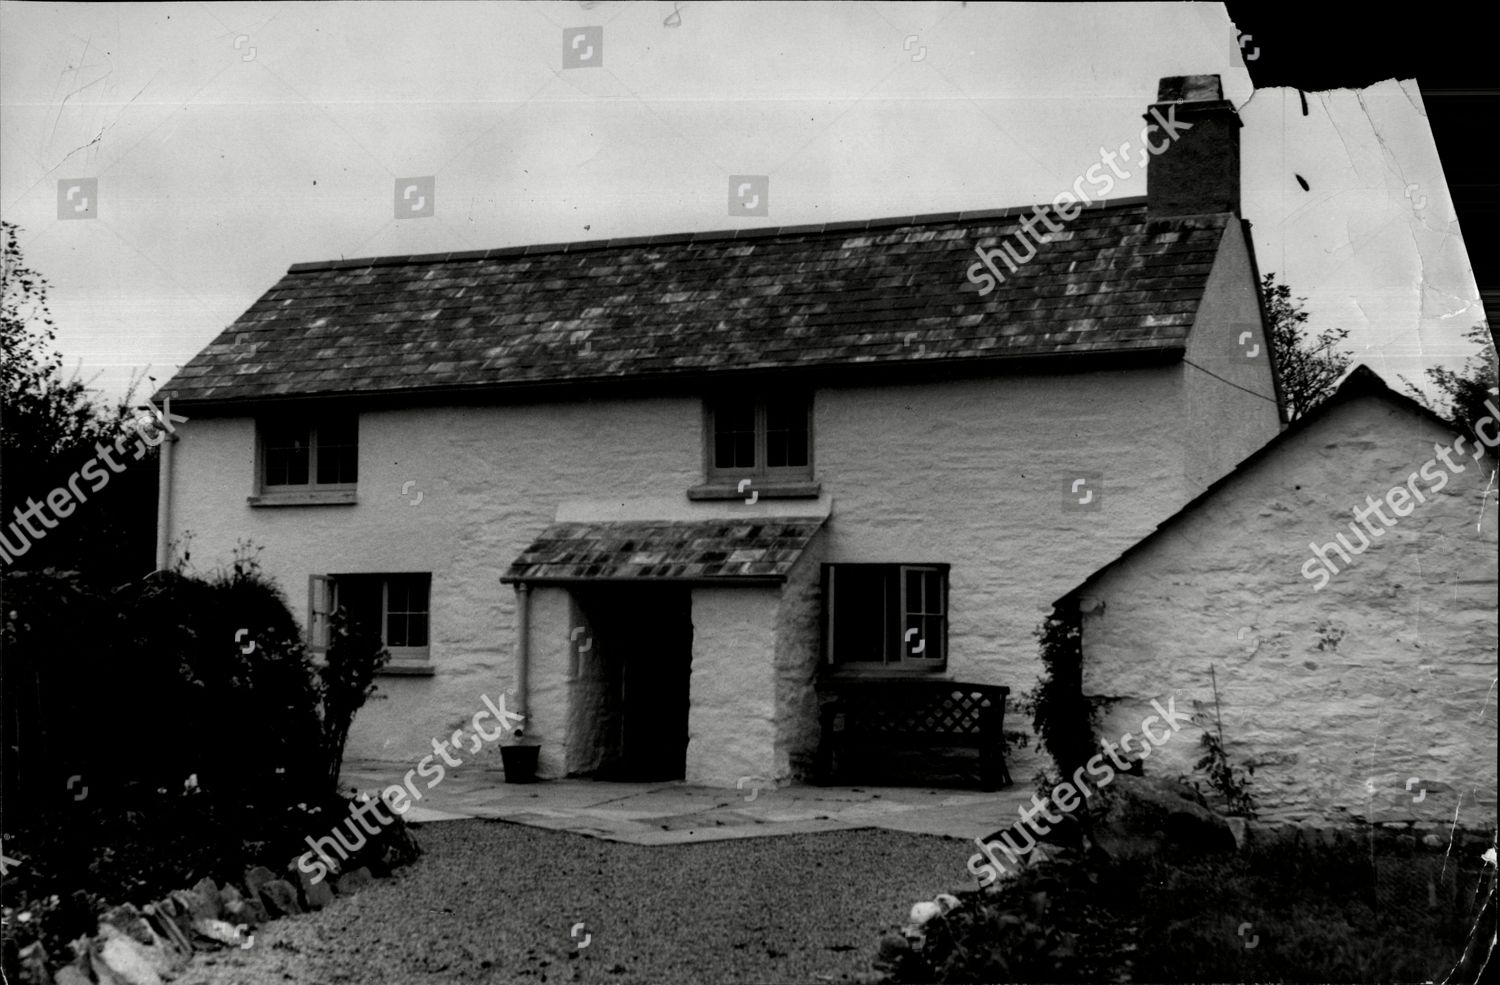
left=1145, top=75, right=1241, bottom=217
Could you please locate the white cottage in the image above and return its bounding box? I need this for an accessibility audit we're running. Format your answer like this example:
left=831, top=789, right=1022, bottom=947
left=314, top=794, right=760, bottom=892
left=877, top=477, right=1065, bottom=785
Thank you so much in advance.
left=156, top=75, right=1283, bottom=787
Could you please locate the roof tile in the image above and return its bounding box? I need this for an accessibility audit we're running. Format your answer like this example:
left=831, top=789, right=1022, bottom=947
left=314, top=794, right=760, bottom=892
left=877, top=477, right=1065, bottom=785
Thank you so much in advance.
left=504, top=518, right=825, bottom=583
left=162, top=200, right=1229, bottom=403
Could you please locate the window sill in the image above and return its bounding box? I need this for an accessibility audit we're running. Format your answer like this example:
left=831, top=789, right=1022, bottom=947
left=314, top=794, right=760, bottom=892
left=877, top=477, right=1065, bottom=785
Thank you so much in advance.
left=247, top=489, right=358, bottom=507
left=822, top=667, right=950, bottom=680
left=377, top=663, right=435, bottom=677
left=687, top=481, right=821, bottom=501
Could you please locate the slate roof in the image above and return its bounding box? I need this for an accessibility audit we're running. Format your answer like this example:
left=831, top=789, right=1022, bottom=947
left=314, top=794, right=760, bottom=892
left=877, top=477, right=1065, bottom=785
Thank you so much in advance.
left=162, top=198, right=1233, bottom=406
left=502, top=518, right=826, bottom=583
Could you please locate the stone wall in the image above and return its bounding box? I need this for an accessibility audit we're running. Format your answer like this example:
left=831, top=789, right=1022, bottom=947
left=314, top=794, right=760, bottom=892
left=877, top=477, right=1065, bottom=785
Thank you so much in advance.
left=526, top=586, right=572, bottom=779
left=1078, top=394, right=1498, bottom=824
left=686, top=586, right=780, bottom=786
left=814, top=367, right=1222, bottom=688
left=168, top=398, right=703, bottom=770
left=165, top=336, right=1281, bottom=782
left=561, top=589, right=612, bottom=777
left=773, top=528, right=826, bottom=781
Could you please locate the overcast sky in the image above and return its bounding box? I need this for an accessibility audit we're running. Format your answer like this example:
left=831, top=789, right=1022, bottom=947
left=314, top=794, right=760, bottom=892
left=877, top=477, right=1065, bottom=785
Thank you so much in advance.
left=0, top=1, right=1485, bottom=405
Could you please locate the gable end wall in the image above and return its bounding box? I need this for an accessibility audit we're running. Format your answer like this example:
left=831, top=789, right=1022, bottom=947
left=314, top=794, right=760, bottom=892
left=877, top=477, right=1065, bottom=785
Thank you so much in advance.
left=1078, top=396, right=1498, bottom=825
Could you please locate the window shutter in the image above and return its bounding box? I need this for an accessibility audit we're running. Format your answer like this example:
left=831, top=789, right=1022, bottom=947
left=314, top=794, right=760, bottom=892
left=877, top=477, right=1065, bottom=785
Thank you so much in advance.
left=308, top=574, right=332, bottom=653
left=825, top=565, right=837, bottom=664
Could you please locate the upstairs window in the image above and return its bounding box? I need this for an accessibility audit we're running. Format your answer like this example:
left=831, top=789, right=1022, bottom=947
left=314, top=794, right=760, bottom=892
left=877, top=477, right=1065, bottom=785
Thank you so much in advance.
left=706, top=395, right=813, bottom=483
left=260, top=415, right=358, bottom=491
left=824, top=563, right=947, bottom=670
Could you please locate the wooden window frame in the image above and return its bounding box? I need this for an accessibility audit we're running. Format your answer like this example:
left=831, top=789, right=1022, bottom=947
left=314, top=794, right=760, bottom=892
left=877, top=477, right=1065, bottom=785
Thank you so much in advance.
left=703, top=394, right=815, bottom=485
left=308, top=572, right=433, bottom=672
left=823, top=563, right=949, bottom=673
left=254, top=414, right=359, bottom=502
left=379, top=574, right=431, bottom=663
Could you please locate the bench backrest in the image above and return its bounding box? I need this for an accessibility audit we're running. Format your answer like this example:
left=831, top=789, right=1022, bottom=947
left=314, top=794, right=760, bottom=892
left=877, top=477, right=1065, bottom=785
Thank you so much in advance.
left=823, top=682, right=1010, bottom=736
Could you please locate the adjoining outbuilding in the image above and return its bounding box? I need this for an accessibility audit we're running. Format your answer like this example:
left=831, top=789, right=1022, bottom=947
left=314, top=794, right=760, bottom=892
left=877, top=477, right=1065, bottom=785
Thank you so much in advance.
left=1056, top=367, right=1498, bottom=825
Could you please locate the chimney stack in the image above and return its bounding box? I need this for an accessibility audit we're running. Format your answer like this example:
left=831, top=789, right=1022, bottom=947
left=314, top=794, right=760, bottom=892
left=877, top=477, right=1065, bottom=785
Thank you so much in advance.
left=1145, top=75, right=1241, bottom=218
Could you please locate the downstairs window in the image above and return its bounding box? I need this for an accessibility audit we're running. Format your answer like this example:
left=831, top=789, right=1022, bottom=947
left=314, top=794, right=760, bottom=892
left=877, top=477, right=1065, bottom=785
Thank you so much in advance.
left=309, top=572, right=432, bottom=672
left=824, top=563, right=947, bottom=671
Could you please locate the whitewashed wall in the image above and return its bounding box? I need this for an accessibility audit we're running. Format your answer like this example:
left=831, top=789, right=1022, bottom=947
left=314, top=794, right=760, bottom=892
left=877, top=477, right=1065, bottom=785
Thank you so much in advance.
left=1078, top=394, right=1498, bottom=824
left=165, top=326, right=1279, bottom=782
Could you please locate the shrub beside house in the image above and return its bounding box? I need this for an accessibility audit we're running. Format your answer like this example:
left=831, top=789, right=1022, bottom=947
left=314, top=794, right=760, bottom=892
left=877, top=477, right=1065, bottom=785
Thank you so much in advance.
left=0, top=558, right=419, bottom=984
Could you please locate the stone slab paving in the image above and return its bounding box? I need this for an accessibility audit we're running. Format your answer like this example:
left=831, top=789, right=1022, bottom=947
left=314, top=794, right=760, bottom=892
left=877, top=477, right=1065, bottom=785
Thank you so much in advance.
left=342, top=759, right=1035, bottom=845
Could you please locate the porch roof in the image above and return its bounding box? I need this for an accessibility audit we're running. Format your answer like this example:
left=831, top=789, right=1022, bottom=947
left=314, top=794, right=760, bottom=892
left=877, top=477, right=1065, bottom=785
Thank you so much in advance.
left=502, top=517, right=826, bottom=584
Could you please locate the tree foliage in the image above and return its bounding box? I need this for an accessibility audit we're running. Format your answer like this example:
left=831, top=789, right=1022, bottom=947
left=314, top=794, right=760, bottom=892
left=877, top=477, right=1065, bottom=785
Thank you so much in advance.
left=1030, top=607, right=1097, bottom=781
left=1, top=220, right=156, bottom=579
left=1, top=550, right=413, bottom=976
left=1263, top=271, right=1354, bottom=422
left=1401, top=322, right=1498, bottom=435
left=3, top=221, right=105, bottom=464
left=3, top=543, right=390, bottom=813
left=319, top=605, right=393, bottom=795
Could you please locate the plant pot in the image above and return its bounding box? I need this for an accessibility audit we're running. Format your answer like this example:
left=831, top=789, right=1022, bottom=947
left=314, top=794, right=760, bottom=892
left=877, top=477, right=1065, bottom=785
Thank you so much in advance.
left=500, top=743, right=540, bottom=783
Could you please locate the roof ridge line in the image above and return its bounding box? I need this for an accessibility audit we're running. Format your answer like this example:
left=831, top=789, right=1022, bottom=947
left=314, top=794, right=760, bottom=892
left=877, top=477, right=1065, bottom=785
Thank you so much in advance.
left=286, top=196, right=1153, bottom=274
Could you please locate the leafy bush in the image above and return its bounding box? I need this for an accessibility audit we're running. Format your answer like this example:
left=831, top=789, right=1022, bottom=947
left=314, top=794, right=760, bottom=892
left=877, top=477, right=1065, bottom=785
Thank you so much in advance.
left=873, top=833, right=1492, bottom=983
left=2, top=219, right=159, bottom=582
left=1187, top=667, right=1257, bottom=818
left=2, top=543, right=389, bottom=815
left=317, top=605, right=391, bottom=795
left=1002, top=690, right=1033, bottom=763
left=889, top=891, right=1085, bottom=982
left=882, top=855, right=1127, bottom=982
left=0, top=547, right=408, bottom=977
left=116, top=547, right=325, bottom=802
left=1191, top=729, right=1257, bottom=818
left=1, top=782, right=421, bottom=973
left=1029, top=607, right=1097, bottom=779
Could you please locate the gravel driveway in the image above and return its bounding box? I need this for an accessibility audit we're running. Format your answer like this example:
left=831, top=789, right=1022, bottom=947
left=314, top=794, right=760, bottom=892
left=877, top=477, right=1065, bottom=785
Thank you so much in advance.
left=172, top=818, right=969, bottom=984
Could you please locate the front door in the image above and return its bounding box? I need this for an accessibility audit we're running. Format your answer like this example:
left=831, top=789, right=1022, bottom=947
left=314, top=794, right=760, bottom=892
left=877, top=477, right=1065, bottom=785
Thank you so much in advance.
left=580, top=586, right=693, bottom=782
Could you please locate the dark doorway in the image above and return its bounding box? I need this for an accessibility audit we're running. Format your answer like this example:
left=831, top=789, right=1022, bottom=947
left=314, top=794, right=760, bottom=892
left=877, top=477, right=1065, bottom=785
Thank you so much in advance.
left=575, top=585, right=693, bottom=782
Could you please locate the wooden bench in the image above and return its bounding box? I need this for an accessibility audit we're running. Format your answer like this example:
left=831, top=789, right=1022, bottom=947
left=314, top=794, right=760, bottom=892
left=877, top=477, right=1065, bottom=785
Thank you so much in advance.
left=816, top=681, right=1013, bottom=789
